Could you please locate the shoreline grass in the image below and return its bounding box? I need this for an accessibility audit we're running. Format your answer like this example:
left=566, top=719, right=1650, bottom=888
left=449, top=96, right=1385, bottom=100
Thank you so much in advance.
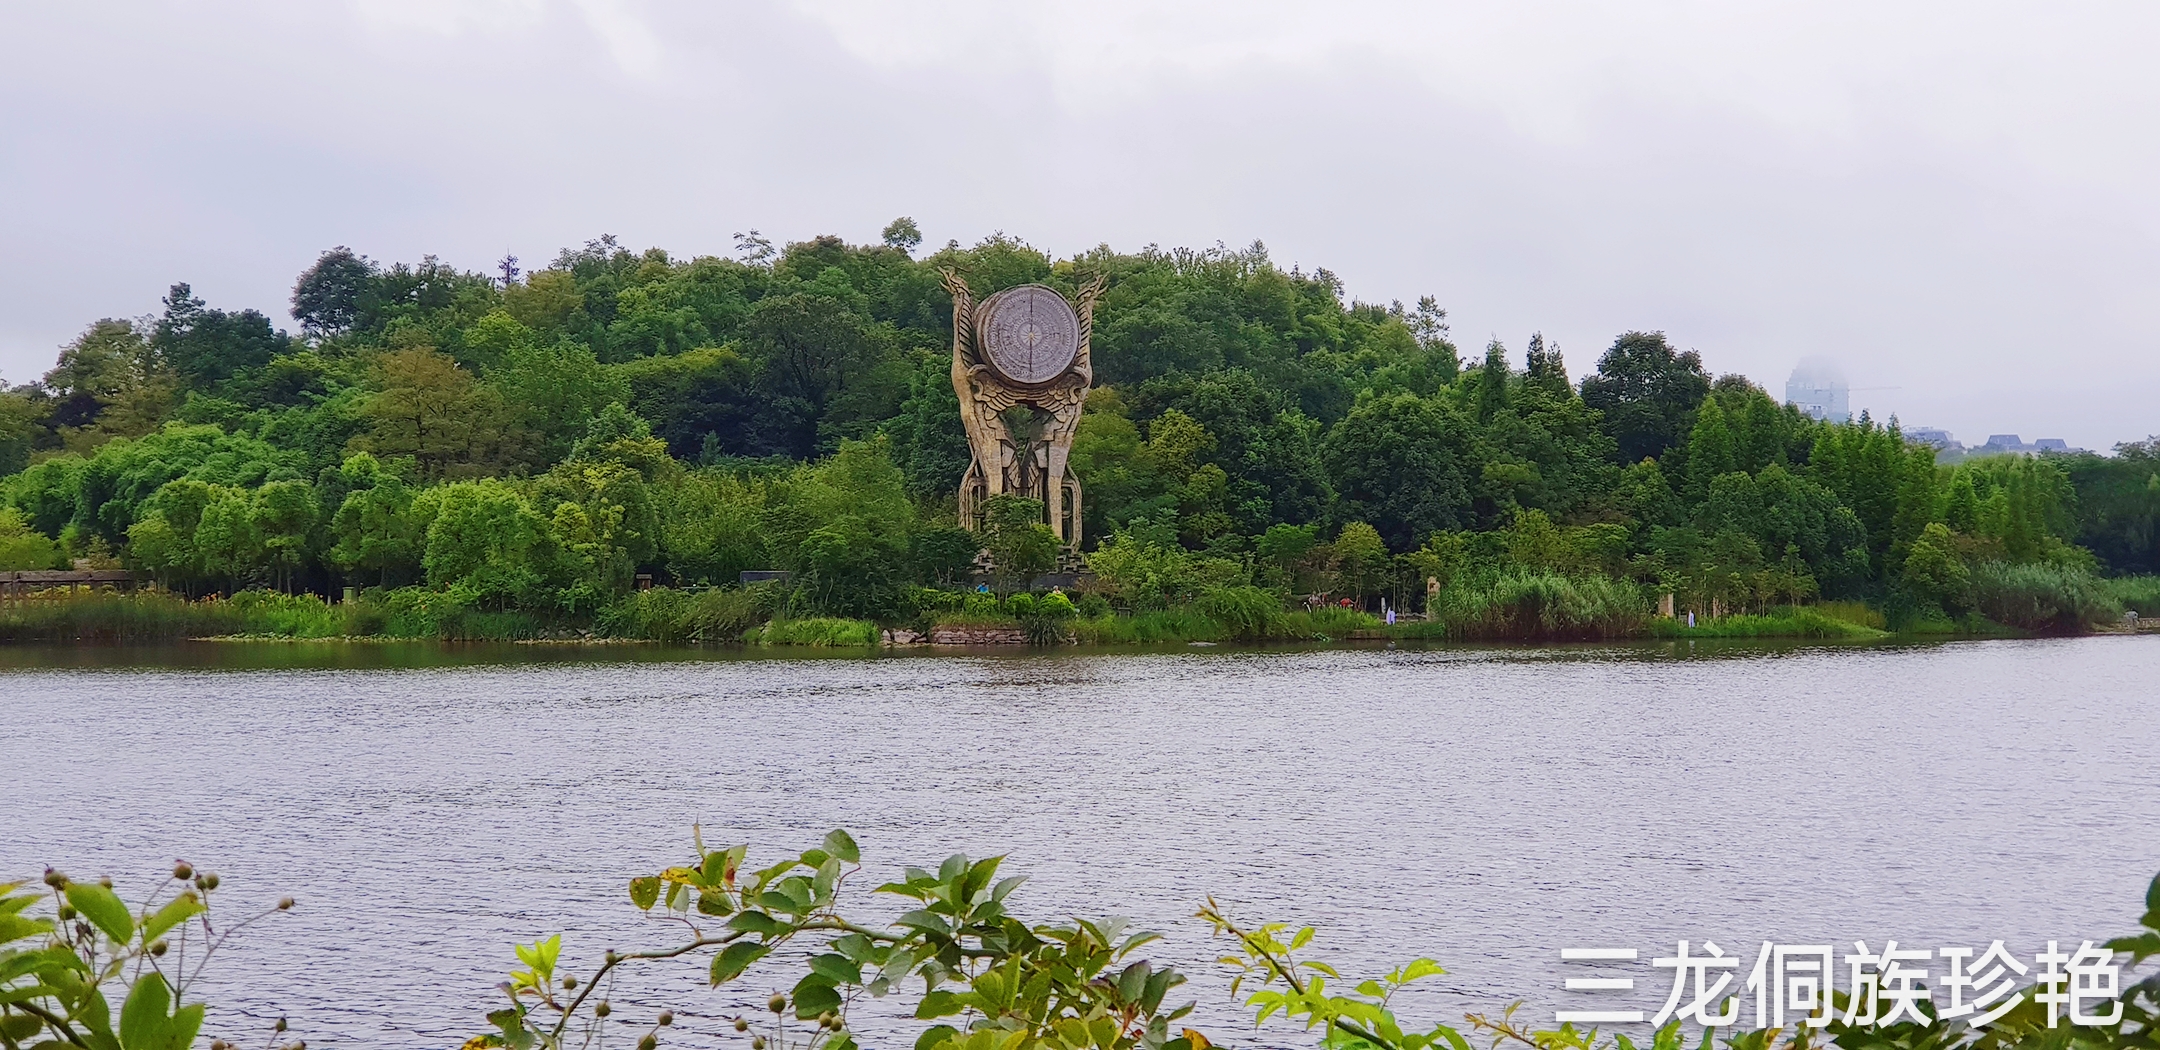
left=1, top=586, right=2136, bottom=650
left=1646, top=606, right=1891, bottom=640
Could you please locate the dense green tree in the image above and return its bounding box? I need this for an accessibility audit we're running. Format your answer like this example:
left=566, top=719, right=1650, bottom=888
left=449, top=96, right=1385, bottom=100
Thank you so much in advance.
left=355, top=347, right=511, bottom=477
left=413, top=479, right=555, bottom=606
left=742, top=293, right=887, bottom=458
left=614, top=346, right=761, bottom=462
left=882, top=217, right=923, bottom=253
left=329, top=455, right=422, bottom=587
left=291, top=246, right=378, bottom=336
left=0, top=506, right=64, bottom=569
left=1476, top=340, right=1510, bottom=422
left=757, top=440, right=917, bottom=617
left=883, top=353, right=973, bottom=500
left=1682, top=397, right=1738, bottom=500
left=1132, top=370, right=1330, bottom=528
left=1579, top=331, right=1709, bottom=463
left=2055, top=439, right=2160, bottom=575
left=1523, top=331, right=1569, bottom=396
left=490, top=338, right=631, bottom=466
left=1329, top=521, right=1391, bottom=604
left=1902, top=521, right=1972, bottom=614
left=1322, top=394, right=1473, bottom=550
left=983, top=494, right=1060, bottom=589
left=153, top=284, right=290, bottom=390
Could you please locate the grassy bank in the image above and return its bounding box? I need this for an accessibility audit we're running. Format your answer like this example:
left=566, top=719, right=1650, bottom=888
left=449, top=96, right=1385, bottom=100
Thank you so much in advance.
left=1647, top=605, right=1891, bottom=640
left=0, top=588, right=549, bottom=643
left=4, top=579, right=2146, bottom=649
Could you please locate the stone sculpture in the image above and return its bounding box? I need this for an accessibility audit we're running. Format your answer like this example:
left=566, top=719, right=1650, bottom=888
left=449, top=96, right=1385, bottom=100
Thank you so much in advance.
left=941, top=269, right=1104, bottom=550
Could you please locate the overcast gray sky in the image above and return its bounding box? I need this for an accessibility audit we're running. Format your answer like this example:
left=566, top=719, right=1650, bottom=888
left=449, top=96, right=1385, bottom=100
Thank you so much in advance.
left=4, top=1, right=2155, bottom=450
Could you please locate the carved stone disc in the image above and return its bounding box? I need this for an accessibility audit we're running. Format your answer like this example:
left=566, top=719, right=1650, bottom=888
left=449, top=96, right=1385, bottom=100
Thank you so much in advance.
left=978, top=285, right=1079, bottom=385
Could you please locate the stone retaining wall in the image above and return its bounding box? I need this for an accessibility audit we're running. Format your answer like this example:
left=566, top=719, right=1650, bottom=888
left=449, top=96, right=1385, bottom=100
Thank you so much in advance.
left=928, top=626, right=1028, bottom=645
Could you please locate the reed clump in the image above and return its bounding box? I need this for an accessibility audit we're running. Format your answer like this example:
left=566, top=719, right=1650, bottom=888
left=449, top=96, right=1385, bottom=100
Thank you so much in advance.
left=1426, top=572, right=1648, bottom=641
left=1968, top=561, right=2119, bottom=633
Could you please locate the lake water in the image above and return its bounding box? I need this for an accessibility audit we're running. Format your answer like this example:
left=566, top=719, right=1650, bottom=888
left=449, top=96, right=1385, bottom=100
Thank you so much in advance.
left=3, top=637, right=2156, bottom=1049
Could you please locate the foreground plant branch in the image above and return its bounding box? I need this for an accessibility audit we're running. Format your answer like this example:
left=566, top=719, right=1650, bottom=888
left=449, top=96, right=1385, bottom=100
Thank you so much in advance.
left=470, top=828, right=1206, bottom=1050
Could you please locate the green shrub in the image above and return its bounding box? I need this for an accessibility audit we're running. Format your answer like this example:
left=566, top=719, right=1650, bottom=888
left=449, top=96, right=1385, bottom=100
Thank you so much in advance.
left=373, top=586, right=471, bottom=639
left=1812, top=600, right=1887, bottom=630
left=758, top=617, right=880, bottom=646
left=1195, top=585, right=1288, bottom=642
left=224, top=589, right=350, bottom=638
left=1968, top=561, right=2119, bottom=633
left=909, top=586, right=965, bottom=613
left=2102, top=575, right=2160, bottom=616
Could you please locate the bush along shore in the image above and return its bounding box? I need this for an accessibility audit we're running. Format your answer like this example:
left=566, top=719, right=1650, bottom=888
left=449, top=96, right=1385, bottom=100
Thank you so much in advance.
left=5, top=570, right=2155, bottom=647
left=4, top=229, right=2158, bottom=643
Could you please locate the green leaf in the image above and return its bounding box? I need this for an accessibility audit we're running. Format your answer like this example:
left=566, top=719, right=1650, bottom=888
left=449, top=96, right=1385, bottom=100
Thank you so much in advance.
left=791, top=975, right=843, bottom=1018
left=896, top=910, right=952, bottom=936
left=0, top=1012, right=43, bottom=1042
left=822, top=830, right=861, bottom=864
left=0, top=913, right=53, bottom=946
left=915, top=989, right=968, bottom=1019
left=914, top=1024, right=960, bottom=1050
left=936, top=855, right=967, bottom=883
left=1116, top=961, right=1149, bottom=1003
left=699, top=851, right=731, bottom=887
left=695, top=891, right=733, bottom=917
left=628, top=877, right=661, bottom=911
left=169, top=1004, right=203, bottom=1050
left=809, top=953, right=863, bottom=986
left=1395, top=958, right=1447, bottom=984
left=708, top=940, right=769, bottom=986
left=830, top=933, right=879, bottom=964
left=140, top=897, right=202, bottom=945
left=513, top=935, right=561, bottom=981
left=2103, top=931, right=2160, bottom=964
left=727, top=911, right=787, bottom=936
left=118, top=973, right=172, bottom=1050
left=989, top=875, right=1026, bottom=904
left=65, top=884, right=133, bottom=945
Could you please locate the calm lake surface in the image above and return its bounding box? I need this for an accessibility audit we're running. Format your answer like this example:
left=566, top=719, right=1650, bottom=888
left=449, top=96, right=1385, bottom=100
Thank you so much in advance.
left=3, top=638, right=2156, bottom=1049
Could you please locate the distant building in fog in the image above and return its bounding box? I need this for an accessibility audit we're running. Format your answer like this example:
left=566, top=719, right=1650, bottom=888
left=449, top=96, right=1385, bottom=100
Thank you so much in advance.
left=1972, top=434, right=2082, bottom=455
left=1906, top=427, right=1959, bottom=452
left=1785, top=359, right=1850, bottom=423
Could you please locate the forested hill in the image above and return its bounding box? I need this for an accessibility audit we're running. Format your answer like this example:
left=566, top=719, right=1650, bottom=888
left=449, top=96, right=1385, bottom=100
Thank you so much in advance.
left=0, top=223, right=2154, bottom=631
